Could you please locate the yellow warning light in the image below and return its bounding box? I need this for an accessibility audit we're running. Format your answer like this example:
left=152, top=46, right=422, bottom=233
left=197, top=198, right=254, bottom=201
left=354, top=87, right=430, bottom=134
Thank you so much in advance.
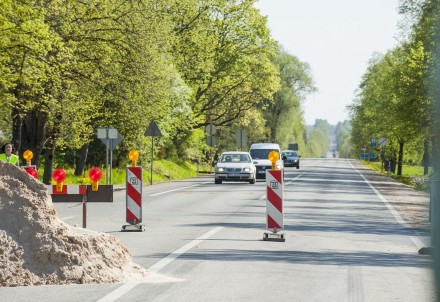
left=268, top=150, right=279, bottom=170
left=23, top=150, right=33, bottom=165
left=129, top=150, right=139, bottom=167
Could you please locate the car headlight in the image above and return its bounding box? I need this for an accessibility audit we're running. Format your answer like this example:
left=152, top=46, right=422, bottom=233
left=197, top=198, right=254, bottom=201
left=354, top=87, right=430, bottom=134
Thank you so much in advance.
left=276, top=164, right=281, bottom=169
left=217, top=167, right=224, bottom=172
left=242, top=167, right=251, bottom=172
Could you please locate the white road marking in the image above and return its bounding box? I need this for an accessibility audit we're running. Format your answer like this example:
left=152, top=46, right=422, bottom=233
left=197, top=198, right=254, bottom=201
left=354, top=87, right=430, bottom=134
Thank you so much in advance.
left=149, top=182, right=210, bottom=196
left=148, top=226, right=223, bottom=274
left=97, top=226, right=223, bottom=302
left=409, top=236, right=426, bottom=249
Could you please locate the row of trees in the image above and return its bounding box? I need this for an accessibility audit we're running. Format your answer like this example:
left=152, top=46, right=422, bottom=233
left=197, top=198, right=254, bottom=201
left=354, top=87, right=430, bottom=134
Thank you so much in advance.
left=349, top=0, right=440, bottom=175
left=0, top=0, right=317, bottom=183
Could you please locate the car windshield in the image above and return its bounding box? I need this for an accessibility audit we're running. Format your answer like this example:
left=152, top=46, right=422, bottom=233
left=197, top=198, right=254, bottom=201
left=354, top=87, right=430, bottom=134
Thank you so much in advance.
left=250, top=149, right=279, bottom=160
left=220, top=154, right=251, bottom=163
left=282, top=151, right=297, bottom=157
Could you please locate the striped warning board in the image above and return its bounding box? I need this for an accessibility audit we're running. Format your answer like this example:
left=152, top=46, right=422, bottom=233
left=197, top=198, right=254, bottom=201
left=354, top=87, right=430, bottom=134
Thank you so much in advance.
left=126, top=167, right=142, bottom=224
left=265, top=169, right=283, bottom=229
left=47, top=185, right=87, bottom=195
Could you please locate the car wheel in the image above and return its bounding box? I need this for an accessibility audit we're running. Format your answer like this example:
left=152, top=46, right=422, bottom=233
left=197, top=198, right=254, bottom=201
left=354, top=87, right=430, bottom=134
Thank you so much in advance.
left=215, top=179, right=222, bottom=184
left=249, top=178, right=256, bottom=184
left=296, top=166, right=299, bottom=169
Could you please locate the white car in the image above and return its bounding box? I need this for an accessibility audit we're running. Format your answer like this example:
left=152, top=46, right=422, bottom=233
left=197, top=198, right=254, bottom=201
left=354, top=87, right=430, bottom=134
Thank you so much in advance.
left=249, top=143, right=284, bottom=179
left=214, top=151, right=256, bottom=184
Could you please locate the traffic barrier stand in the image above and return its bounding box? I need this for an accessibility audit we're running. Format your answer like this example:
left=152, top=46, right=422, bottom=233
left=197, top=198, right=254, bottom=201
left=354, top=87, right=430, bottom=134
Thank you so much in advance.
left=48, top=167, right=108, bottom=228
left=122, top=150, right=145, bottom=232
left=264, top=169, right=285, bottom=242
left=47, top=184, right=88, bottom=228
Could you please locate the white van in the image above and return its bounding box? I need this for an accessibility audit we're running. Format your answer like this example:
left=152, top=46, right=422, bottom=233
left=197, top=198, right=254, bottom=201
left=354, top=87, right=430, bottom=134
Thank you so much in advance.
left=249, top=143, right=284, bottom=179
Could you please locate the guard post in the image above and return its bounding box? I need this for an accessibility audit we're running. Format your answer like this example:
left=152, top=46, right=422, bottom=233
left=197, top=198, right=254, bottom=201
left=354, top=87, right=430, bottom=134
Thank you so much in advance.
left=122, top=150, right=145, bottom=232
left=263, top=150, right=285, bottom=242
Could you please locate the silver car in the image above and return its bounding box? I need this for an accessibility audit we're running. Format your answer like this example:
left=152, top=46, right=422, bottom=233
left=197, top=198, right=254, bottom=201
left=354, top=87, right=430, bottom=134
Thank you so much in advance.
left=214, top=151, right=256, bottom=184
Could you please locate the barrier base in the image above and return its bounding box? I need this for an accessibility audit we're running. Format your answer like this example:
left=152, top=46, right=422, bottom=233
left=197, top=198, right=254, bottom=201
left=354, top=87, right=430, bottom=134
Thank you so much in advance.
left=121, top=224, right=145, bottom=232
left=263, top=232, right=285, bottom=242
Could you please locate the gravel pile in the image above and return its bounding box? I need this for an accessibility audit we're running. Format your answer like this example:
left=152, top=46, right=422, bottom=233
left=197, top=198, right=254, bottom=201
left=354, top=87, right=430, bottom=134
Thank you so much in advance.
left=0, top=161, right=150, bottom=286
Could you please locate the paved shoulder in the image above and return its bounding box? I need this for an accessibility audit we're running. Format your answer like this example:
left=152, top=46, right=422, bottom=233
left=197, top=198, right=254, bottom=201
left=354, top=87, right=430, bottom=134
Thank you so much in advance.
left=350, top=160, right=430, bottom=229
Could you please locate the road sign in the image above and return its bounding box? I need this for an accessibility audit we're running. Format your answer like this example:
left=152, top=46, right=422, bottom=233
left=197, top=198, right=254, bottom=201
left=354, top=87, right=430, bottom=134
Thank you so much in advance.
left=144, top=120, right=162, bottom=137
left=206, top=124, right=216, bottom=135
left=144, top=120, right=162, bottom=185
left=288, top=143, right=298, bottom=151
left=371, top=138, right=376, bottom=147
left=99, top=132, right=123, bottom=151
left=235, top=129, right=247, bottom=149
left=206, top=135, right=217, bottom=147
left=379, top=138, right=387, bottom=146
left=97, top=128, right=123, bottom=184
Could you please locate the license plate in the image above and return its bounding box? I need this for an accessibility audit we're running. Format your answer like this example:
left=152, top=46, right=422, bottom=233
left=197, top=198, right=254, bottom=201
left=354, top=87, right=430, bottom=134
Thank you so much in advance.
left=258, top=171, right=265, bottom=174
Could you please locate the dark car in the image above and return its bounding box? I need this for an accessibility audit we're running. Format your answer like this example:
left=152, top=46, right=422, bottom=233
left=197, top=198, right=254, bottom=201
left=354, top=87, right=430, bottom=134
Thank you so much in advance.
left=281, top=150, right=300, bottom=169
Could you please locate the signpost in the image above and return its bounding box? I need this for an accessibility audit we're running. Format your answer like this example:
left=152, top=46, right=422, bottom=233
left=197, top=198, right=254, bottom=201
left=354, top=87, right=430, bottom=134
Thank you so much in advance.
left=144, top=120, right=162, bottom=185
left=97, top=128, right=123, bottom=185
left=205, top=124, right=217, bottom=147
left=235, top=129, right=247, bottom=150
left=205, top=124, right=217, bottom=173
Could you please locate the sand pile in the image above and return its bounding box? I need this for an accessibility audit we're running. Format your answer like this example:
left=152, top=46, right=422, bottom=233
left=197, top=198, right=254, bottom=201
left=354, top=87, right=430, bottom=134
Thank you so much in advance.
left=0, top=161, right=150, bottom=286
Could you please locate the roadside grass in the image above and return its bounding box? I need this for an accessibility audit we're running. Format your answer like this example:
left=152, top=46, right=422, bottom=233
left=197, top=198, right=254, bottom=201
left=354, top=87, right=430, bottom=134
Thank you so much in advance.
left=362, top=160, right=433, bottom=191
left=37, top=159, right=211, bottom=185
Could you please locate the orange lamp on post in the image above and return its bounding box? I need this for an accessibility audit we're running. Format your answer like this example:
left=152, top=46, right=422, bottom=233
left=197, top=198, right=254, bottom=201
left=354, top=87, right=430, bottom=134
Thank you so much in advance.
left=89, top=167, right=102, bottom=191
left=23, top=150, right=33, bottom=166
left=23, top=150, right=38, bottom=178
left=53, top=168, right=66, bottom=192
left=268, top=150, right=280, bottom=170
left=129, top=150, right=139, bottom=167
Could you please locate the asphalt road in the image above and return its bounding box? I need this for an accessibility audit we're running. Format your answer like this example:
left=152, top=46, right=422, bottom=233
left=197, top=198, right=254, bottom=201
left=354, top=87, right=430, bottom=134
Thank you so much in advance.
left=2, top=158, right=435, bottom=301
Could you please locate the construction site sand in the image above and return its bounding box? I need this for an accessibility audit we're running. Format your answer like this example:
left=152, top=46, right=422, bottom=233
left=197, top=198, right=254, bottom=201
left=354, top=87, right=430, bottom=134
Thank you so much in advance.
left=0, top=162, right=179, bottom=287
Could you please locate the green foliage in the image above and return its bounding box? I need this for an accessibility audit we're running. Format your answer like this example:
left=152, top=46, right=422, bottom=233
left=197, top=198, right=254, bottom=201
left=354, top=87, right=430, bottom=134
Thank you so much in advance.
left=39, top=159, right=207, bottom=185
left=304, top=119, right=331, bottom=158
left=261, top=48, right=315, bottom=147
left=171, top=0, right=280, bottom=129
left=349, top=0, right=440, bottom=173
left=335, top=121, right=353, bottom=158
left=0, top=0, right=319, bottom=172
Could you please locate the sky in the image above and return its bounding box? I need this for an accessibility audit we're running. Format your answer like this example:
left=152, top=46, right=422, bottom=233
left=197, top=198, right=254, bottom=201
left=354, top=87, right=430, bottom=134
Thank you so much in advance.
left=254, top=0, right=402, bottom=125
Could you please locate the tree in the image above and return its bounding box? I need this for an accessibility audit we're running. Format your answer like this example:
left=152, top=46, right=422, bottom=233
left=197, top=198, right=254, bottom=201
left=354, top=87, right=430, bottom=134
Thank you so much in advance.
left=171, top=0, right=280, bottom=129
left=261, top=49, right=315, bottom=148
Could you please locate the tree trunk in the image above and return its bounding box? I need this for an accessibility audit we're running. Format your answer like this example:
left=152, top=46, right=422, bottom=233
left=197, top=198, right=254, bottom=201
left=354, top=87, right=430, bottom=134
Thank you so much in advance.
left=397, top=141, right=404, bottom=176
left=423, top=139, right=430, bottom=175
left=20, top=109, right=48, bottom=167
left=11, top=107, right=22, bottom=155
left=43, top=141, right=55, bottom=185
left=75, top=143, right=89, bottom=176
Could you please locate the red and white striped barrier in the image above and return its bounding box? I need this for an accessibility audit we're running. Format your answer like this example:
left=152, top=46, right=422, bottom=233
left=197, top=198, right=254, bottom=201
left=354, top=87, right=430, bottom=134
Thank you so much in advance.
left=125, top=167, right=143, bottom=225
left=47, top=185, right=86, bottom=195
left=265, top=170, right=284, bottom=229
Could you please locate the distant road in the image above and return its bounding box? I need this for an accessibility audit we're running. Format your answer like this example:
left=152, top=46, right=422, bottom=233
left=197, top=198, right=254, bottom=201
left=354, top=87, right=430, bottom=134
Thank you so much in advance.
left=2, top=158, right=434, bottom=301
